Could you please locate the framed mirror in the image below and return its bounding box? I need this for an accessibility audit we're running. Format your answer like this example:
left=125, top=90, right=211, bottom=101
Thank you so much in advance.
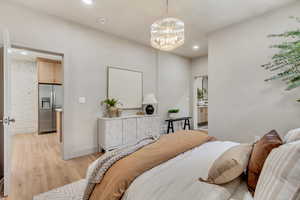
left=107, top=67, right=143, bottom=109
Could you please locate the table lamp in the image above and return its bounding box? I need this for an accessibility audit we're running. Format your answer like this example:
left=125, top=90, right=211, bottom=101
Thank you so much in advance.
left=143, top=94, right=158, bottom=115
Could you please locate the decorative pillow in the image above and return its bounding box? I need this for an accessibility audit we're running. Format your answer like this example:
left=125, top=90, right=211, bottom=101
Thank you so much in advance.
left=254, top=141, right=300, bottom=200
left=284, top=128, right=300, bottom=143
left=247, top=130, right=283, bottom=194
left=199, top=144, right=253, bottom=185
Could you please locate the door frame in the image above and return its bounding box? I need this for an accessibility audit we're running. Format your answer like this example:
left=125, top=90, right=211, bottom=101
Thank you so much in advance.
left=193, top=75, right=208, bottom=130
left=11, top=44, right=65, bottom=160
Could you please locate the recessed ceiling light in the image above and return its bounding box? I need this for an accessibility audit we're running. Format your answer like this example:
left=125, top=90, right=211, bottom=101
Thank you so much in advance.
left=81, top=0, right=95, bottom=5
left=193, top=45, right=200, bottom=50
left=97, top=17, right=106, bottom=25
left=20, top=51, right=28, bottom=56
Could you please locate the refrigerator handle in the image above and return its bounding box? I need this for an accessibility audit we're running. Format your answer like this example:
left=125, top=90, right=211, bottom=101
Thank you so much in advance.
left=50, top=90, right=53, bottom=109
left=53, top=87, right=56, bottom=108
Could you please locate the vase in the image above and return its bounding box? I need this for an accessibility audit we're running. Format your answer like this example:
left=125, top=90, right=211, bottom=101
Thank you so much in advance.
left=117, top=108, right=122, bottom=117
left=168, top=113, right=178, bottom=119
left=107, top=106, right=118, bottom=118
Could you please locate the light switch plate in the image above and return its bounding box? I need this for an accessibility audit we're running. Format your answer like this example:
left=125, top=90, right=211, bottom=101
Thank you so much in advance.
left=79, top=97, right=86, bottom=104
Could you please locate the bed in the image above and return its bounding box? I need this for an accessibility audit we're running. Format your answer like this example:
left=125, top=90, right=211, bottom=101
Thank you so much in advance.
left=34, top=131, right=253, bottom=200
left=121, top=141, right=252, bottom=200
left=87, top=130, right=253, bottom=200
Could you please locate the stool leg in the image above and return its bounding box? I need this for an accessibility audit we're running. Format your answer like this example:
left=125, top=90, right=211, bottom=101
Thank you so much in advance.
left=171, top=122, right=175, bottom=133
left=183, top=119, right=187, bottom=130
left=187, top=119, right=191, bottom=130
left=167, top=121, right=171, bottom=134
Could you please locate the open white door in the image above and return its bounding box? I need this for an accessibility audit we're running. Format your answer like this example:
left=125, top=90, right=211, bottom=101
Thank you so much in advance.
left=0, top=29, right=14, bottom=196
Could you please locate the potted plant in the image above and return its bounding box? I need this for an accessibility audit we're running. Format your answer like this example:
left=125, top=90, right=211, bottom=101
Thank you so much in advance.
left=168, top=109, right=180, bottom=119
left=101, top=98, right=122, bottom=118
left=262, top=17, right=300, bottom=102
left=197, top=88, right=207, bottom=101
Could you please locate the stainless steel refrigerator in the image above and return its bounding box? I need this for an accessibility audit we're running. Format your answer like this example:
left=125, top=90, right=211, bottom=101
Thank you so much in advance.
left=38, top=84, right=63, bottom=134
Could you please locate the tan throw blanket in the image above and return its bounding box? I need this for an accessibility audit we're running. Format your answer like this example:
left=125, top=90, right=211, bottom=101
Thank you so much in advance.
left=83, top=136, right=158, bottom=199
left=90, top=130, right=213, bottom=200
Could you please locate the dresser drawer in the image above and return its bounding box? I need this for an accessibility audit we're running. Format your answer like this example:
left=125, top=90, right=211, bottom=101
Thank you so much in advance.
left=123, top=118, right=137, bottom=145
left=102, top=120, right=123, bottom=150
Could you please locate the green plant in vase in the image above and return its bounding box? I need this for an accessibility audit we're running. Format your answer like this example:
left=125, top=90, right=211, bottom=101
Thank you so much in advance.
left=262, top=17, right=300, bottom=102
left=197, top=88, right=207, bottom=101
left=168, top=109, right=180, bottom=119
left=101, top=98, right=122, bottom=118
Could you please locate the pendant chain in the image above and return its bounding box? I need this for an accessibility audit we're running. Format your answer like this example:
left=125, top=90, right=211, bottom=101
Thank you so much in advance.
left=166, top=0, right=169, bottom=15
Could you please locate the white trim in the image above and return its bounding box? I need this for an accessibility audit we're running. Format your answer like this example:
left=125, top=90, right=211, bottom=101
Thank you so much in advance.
left=63, top=146, right=98, bottom=160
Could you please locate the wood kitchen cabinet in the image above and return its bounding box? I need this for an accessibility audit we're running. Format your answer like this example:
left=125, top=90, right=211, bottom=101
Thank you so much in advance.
left=37, top=57, right=62, bottom=84
left=56, top=109, right=63, bottom=143
left=198, top=106, right=208, bottom=125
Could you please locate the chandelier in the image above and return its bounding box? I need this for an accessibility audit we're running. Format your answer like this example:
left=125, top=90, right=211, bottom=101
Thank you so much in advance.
left=151, top=0, right=185, bottom=51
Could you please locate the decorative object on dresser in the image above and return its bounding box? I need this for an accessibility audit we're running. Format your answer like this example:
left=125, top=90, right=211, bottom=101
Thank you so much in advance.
left=97, top=115, right=160, bottom=152
left=143, top=93, right=158, bottom=115
left=101, top=98, right=122, bottom=118
left=168, top=109, right=180, bottom=119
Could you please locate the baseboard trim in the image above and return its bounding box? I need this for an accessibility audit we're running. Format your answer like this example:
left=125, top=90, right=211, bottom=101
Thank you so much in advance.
left=63, top=146, right=98, bottom=160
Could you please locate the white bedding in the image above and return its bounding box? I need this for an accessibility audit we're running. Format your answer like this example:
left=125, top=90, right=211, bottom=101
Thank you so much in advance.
left=122, top=141, right=252, bottom=200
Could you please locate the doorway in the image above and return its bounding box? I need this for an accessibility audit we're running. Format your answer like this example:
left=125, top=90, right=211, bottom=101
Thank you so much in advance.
left=193, top=76, right=208, bottom=131
left=6, top=46, right=65, bottom=198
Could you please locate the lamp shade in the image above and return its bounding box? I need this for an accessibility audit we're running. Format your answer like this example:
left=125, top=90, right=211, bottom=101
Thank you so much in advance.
left=143, top=93, right=158, bottom=105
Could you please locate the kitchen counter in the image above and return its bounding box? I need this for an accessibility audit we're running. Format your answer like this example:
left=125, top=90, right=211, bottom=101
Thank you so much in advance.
left=55, top=108, right=63, bottom=112
left=56, top=109, right=63, bottom=143
left=198, top=105, right=208, bottom=108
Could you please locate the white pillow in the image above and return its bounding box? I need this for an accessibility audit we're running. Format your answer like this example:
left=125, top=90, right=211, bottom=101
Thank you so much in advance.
left=284, top=128, right=300, bottom=143
left=254, top=141, right=300, bottom=200
left=199, top=144, right=253, bottom=185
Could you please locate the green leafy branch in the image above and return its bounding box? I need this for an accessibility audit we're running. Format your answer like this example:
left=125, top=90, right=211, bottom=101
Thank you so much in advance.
left=262, top=17, right=300, bottom=102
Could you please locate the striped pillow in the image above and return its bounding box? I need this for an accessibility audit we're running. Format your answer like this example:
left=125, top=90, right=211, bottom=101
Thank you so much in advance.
left=254, top=141, right=300, bottom=200
left=284, top=128, right=300, bottom=143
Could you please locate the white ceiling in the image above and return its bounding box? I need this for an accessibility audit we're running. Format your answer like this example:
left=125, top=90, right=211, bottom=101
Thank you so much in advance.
left=5, top=0, right=296, bottom=58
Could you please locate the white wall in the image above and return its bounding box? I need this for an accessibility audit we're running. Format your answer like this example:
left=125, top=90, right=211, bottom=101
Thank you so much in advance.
left=191, top=57, right=208, bottom=77
left=208, top=2, right=300, bottom=142
left=0, top=2, right=191, bottom=159
left=11, top=59, right=38, bottom=134
left=157, top=52, right=191, bottom=132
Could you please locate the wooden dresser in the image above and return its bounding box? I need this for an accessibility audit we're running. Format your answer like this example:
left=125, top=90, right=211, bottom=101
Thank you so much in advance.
left=97, top=115, right=160, bottom=152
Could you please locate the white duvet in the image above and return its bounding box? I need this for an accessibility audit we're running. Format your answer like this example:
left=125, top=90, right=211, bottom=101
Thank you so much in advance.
left=122, top=141, right=253, bottom=200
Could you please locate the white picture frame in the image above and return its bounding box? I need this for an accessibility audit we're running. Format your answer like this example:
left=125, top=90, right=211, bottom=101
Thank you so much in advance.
left=107, top=67, right=143, bottom=109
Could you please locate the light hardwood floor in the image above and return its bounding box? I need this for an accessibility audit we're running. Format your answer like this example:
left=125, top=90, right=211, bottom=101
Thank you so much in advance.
left=5, top=133, right=101, bottom=200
